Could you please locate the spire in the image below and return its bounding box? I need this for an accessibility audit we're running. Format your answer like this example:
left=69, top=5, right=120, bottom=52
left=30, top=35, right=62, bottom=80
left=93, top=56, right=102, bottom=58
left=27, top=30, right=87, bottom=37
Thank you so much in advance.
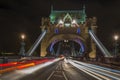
left=82, top=4, right=87, bottom=22
left=51, top=5, right=53, bottom=12
left=83, top=4, right=86, bottom=12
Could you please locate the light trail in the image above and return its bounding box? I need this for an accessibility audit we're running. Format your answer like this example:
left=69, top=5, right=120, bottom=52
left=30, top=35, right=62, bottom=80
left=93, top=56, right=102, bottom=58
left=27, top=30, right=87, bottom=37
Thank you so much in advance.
left=0, top=62, right=17, bottom=67
left=17, top=63, right=35, bottom=69
left=0, top=67, right=17, bottom=74
left=0, top=58, right=53, bottom=74
left=68, top=59, right=120, bottom=80
left=0, top=58, right=61, bottom=80
left=73, top=60, right=120, bottom=76
left=68, top=60, right=109, bottom=80
left=18, top=59, right=60, bottom=74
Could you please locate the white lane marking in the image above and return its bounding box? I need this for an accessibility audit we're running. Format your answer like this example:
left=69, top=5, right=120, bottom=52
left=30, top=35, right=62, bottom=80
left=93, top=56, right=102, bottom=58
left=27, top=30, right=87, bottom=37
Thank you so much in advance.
left=62, top=71, right=68, bottom=80
left=47, top=61, right=68, bottom=80
left=47, top=71, right=55, bottom=80
left=56, top=65, right=59, bottom=69
left=47, top=62, right=60, bottom=80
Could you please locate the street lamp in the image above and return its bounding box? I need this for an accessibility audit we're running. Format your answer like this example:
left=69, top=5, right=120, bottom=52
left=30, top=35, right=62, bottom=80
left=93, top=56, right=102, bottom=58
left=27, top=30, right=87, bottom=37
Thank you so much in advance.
left=19, top=34, right=26, bottom=57
left=114, top=35, right=119, bottom=57
left=21, top=34, right=25, bottom=40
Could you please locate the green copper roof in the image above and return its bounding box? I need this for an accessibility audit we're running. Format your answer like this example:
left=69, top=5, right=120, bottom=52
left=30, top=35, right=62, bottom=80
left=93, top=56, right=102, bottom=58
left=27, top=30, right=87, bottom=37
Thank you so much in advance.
left=50, top=7, right=86, bottom=24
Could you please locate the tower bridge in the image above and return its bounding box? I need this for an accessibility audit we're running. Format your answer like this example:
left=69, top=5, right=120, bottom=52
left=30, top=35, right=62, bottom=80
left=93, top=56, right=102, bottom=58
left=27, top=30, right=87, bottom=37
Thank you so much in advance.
left=1, top=6, right=120, bottom=80
left=38, top=6, right=111, bottom=58
left=26, top=6, right=111, bottom=59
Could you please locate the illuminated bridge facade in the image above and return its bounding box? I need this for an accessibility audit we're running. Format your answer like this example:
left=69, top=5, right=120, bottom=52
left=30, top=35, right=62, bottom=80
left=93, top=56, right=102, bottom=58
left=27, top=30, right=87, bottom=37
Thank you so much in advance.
left=40, top=6, right=97, bottom=58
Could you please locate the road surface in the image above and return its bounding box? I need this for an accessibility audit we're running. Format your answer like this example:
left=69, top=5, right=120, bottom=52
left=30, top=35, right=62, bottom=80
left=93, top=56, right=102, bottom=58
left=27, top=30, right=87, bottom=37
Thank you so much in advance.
left=1, top=59, right=120, bottom=80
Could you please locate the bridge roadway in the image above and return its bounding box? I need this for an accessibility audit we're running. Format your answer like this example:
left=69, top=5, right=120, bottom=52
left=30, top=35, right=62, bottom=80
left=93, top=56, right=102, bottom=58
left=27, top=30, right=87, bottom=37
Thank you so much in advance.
left=1, top=59, right=120, bottom=80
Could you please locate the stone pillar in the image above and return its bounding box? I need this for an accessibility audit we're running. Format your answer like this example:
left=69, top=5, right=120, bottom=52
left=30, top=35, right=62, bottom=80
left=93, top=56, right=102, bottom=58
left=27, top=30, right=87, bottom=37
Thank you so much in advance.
left=40, top=17, right=51, bottom=57
left=89, top=39, right=96, bottom=58
left=89, top=17, right=97, bottom=59
left=41, top=45, right=47, bottom=57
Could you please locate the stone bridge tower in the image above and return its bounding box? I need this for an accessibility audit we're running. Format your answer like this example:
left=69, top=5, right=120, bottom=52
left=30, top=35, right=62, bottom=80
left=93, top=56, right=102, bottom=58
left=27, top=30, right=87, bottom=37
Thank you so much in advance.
left=40, top=6, right=97, bottom=59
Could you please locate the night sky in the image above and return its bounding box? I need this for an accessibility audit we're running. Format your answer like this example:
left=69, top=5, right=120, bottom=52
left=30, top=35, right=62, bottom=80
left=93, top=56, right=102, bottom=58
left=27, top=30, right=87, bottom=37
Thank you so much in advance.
left=0, top=0, right=120, bottom=53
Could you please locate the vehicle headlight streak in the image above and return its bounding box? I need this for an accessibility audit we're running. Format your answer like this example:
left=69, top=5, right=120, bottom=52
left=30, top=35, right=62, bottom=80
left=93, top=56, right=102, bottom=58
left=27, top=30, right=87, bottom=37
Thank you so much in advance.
left=18, top=58, right=61, bottom=74
left=73, top=60, right=120, bottom=76
left=68, top=59, right=120, bottom=80
left=68, top=60, right=107, bottom=80
left=0, top=58, right=62, bottom=80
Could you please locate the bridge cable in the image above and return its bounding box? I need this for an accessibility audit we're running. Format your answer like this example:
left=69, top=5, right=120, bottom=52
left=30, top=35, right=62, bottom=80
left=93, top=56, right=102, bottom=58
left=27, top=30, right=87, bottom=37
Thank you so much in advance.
left=89, top=30, right=112, bottom=57
left=27, top=30, right=47, bottom=56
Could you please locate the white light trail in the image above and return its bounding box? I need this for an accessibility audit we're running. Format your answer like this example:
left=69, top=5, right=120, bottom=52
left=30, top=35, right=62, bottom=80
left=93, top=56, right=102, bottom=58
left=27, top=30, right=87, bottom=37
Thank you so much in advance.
left=18, top=58, right=61, bottom=74
left=68, top=60, right=107, bottom=80
left=68, top=59, right=120, bottom=80
left=0, top=58, right=61, bottom=80
left=73, top=60, right=120, bottom=76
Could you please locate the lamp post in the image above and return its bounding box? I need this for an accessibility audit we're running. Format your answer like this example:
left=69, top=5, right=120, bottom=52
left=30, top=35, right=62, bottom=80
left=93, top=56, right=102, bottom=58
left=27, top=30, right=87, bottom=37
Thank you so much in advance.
left=19, top=34, right=26, bottom=57
left=114, top=35, right=119, bottom=57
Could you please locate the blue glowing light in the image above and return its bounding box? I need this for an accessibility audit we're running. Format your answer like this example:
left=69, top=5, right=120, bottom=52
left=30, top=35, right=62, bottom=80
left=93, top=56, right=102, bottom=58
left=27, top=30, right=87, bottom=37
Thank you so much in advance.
left=77, top=28, right=81, bottom=34
left=74, top=39, right=85, bottom=53
left=50, top=42, right=54, bottom=52
left=55, top=28, right=59, bottom=34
